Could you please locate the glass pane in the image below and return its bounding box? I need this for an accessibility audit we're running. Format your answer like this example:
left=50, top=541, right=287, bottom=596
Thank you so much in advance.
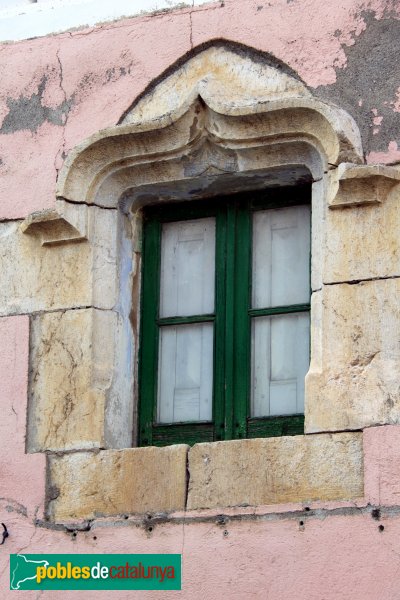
left=160, top=218, right=216, bottom=318
left=252, top=205, right=310, bottom=308
left=251, top=313, right=309, bottom=417
left=157, top=323, right=213, bottom=423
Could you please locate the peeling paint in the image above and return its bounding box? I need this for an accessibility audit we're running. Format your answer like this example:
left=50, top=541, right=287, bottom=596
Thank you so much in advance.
left=315, top=11, right=400, bottom=155
left=0, top=75, right=73, bottom=135
left=390, top=87, right=400, bottom=112
left=367, top=140, right=400, bottom=163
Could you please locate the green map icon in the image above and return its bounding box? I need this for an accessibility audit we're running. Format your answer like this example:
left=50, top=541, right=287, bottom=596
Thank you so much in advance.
left=10, top=554, right=49, bottom=590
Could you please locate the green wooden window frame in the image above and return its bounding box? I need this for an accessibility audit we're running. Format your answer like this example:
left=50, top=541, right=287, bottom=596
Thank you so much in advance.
left=139, top=185, right=311, bottom=447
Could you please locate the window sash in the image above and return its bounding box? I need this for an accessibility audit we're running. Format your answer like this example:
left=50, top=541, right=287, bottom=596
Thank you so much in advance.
left=139, top=187, right=311, bottom=447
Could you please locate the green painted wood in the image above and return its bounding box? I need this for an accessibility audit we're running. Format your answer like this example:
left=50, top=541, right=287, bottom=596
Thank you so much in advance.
left=232, top=199, right=251, bottom=440
left=138, top=186, right=311, bottom=447
left=138, top=217, right=161, bottom=447
left=157, top=314, right=215, bottom=326
left=223, top=203, right=236, bottom=441
left=247, top=415, right=305, bottom=438
left=213, top=208, right=227, bottom=442
left=139, top=201, right=221, bottom=447
left=248, top=304, right=310, bottom=318
left=152, top=423, right=214, bottom=446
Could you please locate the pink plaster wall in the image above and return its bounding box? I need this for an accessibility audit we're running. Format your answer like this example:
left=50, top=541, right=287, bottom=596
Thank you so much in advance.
left=0, top=316, right=46, bottom=519
left=367, top=141, right=400, bottom=164
left=0, top=0, right=399, bottom=218
left=1, top=1, right=400, bottom=598
left=1, top=504, right=400, bottom=599
left=364, top=425, right=400, bottom=506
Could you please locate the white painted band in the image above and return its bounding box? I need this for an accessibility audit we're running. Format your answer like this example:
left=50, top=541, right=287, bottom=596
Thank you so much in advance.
left=0, top=0, right=212, bottom=42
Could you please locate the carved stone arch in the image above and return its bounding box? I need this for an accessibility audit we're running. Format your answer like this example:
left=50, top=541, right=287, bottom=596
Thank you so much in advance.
left=53, top=43, right=363, bottom=449
left=23, top=42, right=400, bottom=458
left=56, top=42, right=364, bottom=211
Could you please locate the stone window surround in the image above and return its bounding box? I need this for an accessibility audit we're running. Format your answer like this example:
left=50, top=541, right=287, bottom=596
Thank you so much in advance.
left=20, top=43, right=400, bottom=520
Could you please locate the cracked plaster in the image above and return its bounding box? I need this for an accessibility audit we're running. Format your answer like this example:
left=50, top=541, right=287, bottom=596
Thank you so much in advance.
left=1, top=0, right=400, bottom=221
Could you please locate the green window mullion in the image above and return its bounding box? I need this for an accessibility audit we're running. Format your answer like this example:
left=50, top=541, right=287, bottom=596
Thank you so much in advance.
left=232, top=200, right=251, bottom=440
left=222, top=203, right=236, bottom=441
left=138, top=218, right=162, bottom=447
left=213, top=208, right=227, bottom=441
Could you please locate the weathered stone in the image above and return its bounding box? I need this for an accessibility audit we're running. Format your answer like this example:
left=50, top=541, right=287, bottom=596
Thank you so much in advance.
left=20, top=208, right=87, bottom=246
left=325, top=173, right=400, bottom=283
left=306, top=279, right=400, bottom=432
left=0, top=203, right=118, bottom=316
left=27, top=308, right=116, bottom=452
left=19, top=43, right=368, bottom=457
left=0, top=220, right=92, bottom=316
left=88, top=203, right=119, bottom=310
left=102, top=209, right=136, bottom=449
left=17, top=43, right=383, bottom=476
left=47, top=445, right=189, bottom=521
left=124, top=45, right=311, bottom=126
left=187, top=433, right=363, bottom=510
left=57, top=46, right=362, bottom=208
left=329, top=163, right=400, bottom=208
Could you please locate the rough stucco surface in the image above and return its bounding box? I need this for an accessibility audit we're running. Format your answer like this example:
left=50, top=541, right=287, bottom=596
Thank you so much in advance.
left=1, top=501, right=400, bottom=600
left=314, top=11, right=400, bottom=161
left=0, top=0, right=399, bottom=218
left=0, top=316, right=46, bottom=518
left=364, top=425, right=400, bottom=506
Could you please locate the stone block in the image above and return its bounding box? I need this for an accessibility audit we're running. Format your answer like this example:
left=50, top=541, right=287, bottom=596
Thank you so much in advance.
left=306, top=279, right=400, bottom=432
left=88, top=204, right=118, bottom=309
left=187, top=433, right=363, bottom=510
left=27, top=308, right=116, bottom=452
left=47, top=445, right=189, bottom=521
left=0, top=204, right=118, bottom=316
left=325, top=182, right=400, bottom=283
left=0, top=220, right=92, bottom=316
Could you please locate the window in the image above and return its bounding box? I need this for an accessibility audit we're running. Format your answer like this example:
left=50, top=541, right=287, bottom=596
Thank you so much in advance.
left=139, top=186, right=311, bottom=447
